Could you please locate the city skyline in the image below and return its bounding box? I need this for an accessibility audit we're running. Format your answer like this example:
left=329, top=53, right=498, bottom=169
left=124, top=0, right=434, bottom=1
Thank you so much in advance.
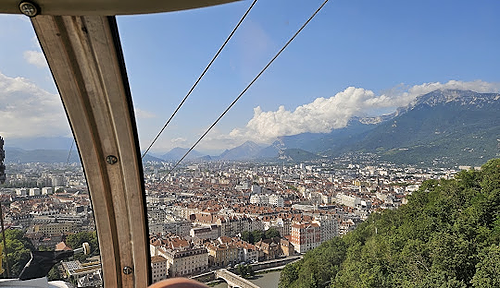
left=1, top=0, right=500, bottom=153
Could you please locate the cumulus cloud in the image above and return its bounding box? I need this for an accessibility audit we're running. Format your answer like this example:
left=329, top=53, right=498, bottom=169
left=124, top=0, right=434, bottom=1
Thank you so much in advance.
left=228, top=80, right=500, bottom=143
left=134, top=108, right=156, bottom=119
left=171, top=137, right=187, bottom=145
left=23, top=50, right=47, bottom=68
left=386, top=80, right=500, bottom=108
left=0, top=71, right=70, bottom=139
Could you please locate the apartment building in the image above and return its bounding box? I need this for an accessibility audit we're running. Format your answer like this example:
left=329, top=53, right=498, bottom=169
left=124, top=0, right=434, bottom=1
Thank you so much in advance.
left=290, top=222, right=321, bottom=253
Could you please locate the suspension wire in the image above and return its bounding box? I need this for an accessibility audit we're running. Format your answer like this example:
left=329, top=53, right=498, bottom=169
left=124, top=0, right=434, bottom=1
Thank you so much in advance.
left=160, top=0, right=330, bottom=181
left=66, top=138, right=75, bottom=166
left=141, top=0, right=259, bottom=159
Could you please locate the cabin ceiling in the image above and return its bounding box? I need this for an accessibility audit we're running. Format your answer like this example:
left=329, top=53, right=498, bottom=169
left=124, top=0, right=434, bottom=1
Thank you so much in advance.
left=0, top=0, right=239, bottom=15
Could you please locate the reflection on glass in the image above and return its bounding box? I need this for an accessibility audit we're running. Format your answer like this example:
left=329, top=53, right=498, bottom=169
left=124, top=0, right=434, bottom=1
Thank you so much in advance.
left=0, top=14, right=102, bottom=286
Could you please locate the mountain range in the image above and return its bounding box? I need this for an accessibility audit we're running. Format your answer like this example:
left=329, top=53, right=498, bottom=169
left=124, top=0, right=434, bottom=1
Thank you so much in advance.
left=3, top=89, right=499, bottom=166
left=274, top=89, right=499, bottom=165
left=151, top=89, right=499, bottom=166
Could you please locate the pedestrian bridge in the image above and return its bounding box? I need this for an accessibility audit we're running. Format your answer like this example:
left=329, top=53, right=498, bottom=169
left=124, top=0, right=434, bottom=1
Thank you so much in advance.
left=215, top=269, right=260, bottom=288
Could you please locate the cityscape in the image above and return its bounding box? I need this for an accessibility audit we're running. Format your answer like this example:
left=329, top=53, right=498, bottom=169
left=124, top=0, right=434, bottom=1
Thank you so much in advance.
left=1, top=0, right=499, bottom=287
left=0, top=145, right=470, bottom=286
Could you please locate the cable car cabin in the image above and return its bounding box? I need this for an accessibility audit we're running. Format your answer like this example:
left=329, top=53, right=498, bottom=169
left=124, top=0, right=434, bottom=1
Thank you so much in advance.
left=0, top=1, right=238, bottom=287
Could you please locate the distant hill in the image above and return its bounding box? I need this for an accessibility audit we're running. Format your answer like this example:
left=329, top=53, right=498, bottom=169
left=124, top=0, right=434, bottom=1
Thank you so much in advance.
left=277, top=117, right=383, bottom=153
left=5, top=148, right=80, bottom=163
left=210, top=140, right=320, bottom=162
left=161, top=147, right=204, bottom=161
left=218, top=141, right=263, bottom=160
left=3, top=90, right=497, bottom=166
left=142, top=154, right=164, bottom=162
left=280, top=148, right=320, bottom=162
left=5, top=137, right=74, bottom=150
left=263, top=89, right=499, bottom=166
left=345, top=89, right=500, bottom=166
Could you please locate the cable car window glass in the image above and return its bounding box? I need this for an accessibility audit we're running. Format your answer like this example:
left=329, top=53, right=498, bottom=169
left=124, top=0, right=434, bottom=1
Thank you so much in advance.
left=116, top=0, right=500, bottom=286
left=0, top=14, right=102, bottom=285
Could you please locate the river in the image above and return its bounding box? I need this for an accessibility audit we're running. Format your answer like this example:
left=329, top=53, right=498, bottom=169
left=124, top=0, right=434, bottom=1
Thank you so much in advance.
left=211, top=270, right=281, bottom=288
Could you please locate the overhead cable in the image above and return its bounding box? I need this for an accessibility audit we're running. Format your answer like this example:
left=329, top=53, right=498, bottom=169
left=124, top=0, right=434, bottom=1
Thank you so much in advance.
left=163, top=0, right=330, bottom=178
left=66, top=138, right=75, bottom=166
left=141, top=0, right=259, bottom=159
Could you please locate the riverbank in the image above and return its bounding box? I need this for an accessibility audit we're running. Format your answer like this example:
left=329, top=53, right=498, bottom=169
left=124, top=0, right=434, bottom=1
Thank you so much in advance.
left=209, top=270, right=282, bottom=288
left=194, top=256, right=301, bottom=287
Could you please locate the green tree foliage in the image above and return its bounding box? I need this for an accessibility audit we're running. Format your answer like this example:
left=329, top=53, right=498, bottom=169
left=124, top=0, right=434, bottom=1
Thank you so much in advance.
left=241, top=231, right=253, bottom=244
left=241, top=228, right=280, bottom=244
left=236, top=264, right=254, bottom=279
left=265, top=227, right=280, bottom=239
left=471, top=245, right=500, bottom=287
left=252, top=230, right=263, bottom=243
left=65, top=231, right=99, bottom=261
left=280, top=159, right=500, bottom=288
left=1, top=229, right=35, bottom=278
left=47, top=264, right=61, bottom=281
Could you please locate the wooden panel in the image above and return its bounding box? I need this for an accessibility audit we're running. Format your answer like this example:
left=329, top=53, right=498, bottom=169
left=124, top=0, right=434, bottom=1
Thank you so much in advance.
left=31, top=15, right=150, bottom=287
left=1, top=0, right=239, bottom=15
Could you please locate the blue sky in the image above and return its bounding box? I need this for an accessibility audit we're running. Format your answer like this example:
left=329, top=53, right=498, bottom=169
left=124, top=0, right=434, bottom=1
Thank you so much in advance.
left=1, top=0, right=500, bottom=154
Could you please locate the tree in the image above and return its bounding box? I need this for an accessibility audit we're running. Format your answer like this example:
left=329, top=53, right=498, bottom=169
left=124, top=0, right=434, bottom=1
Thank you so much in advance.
left=65, top=231, right=99, bottom=260
left=264, top=227, right=280, bottom=239
left=472, top=245, right=500, bottom=287
left=237, top=264, right=254, bottom=279
left=241, top=231, right=254, bottom=244
left=281, top=159, right=500, bottom=288
left=1, top=229, right=35, bottom=278
left=47, top=265, right=61, bottom=281
left=252, top=230, right=263, bottom=243
left=279, top=261, right=299, bottom=288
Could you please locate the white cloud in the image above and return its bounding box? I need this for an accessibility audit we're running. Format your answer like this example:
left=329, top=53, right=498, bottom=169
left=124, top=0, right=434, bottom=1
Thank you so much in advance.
left=0, top=71, right=70, bottom=139
left=23, top=50, right=47, bottom=68
left=228, top=80, right=500, bottom=143
left=134, top=108, right=156, bottom=119
left=171, top=137, right=187, bottom=145
left=387, top=80, right=500, bottom=107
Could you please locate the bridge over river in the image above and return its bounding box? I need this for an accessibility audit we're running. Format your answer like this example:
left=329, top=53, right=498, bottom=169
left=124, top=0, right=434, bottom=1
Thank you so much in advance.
left=215, top=269, right=260, bottom=288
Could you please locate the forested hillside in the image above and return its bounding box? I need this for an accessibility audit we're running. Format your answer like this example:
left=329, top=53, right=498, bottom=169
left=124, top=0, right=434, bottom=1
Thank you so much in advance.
left=280, top=158, right=500, bottom=287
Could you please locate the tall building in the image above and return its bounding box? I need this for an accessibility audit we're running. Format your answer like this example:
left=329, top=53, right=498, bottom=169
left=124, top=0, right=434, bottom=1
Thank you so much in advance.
left=150, top=235, right=209, bottom=278
left=290, top=221, right=321, bottom=253
left=313, top=215, right=339, bottom=243
left=150, top=255, right=167, bottom=283
left=0, top=136, right=5, bottom=184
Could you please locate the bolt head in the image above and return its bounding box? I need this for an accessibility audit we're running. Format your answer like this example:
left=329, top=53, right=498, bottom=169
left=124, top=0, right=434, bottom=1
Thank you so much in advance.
left=106, top=155, right=118, bottom=165
left=123, top=266, right=133, bottom=275
left=19, top=1, right=39, bottom=17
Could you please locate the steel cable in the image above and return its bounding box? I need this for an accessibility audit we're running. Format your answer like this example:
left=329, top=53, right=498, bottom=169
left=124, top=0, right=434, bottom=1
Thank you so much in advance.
left=141, top=0, right=259, bottom=159
left=160, top=0, right=330, bottom=182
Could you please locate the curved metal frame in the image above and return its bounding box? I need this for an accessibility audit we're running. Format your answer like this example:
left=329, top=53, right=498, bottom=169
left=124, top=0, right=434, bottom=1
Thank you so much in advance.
left=1, top=0, right=238, bottom=15
left=31, top=16, right=149, bottom=287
